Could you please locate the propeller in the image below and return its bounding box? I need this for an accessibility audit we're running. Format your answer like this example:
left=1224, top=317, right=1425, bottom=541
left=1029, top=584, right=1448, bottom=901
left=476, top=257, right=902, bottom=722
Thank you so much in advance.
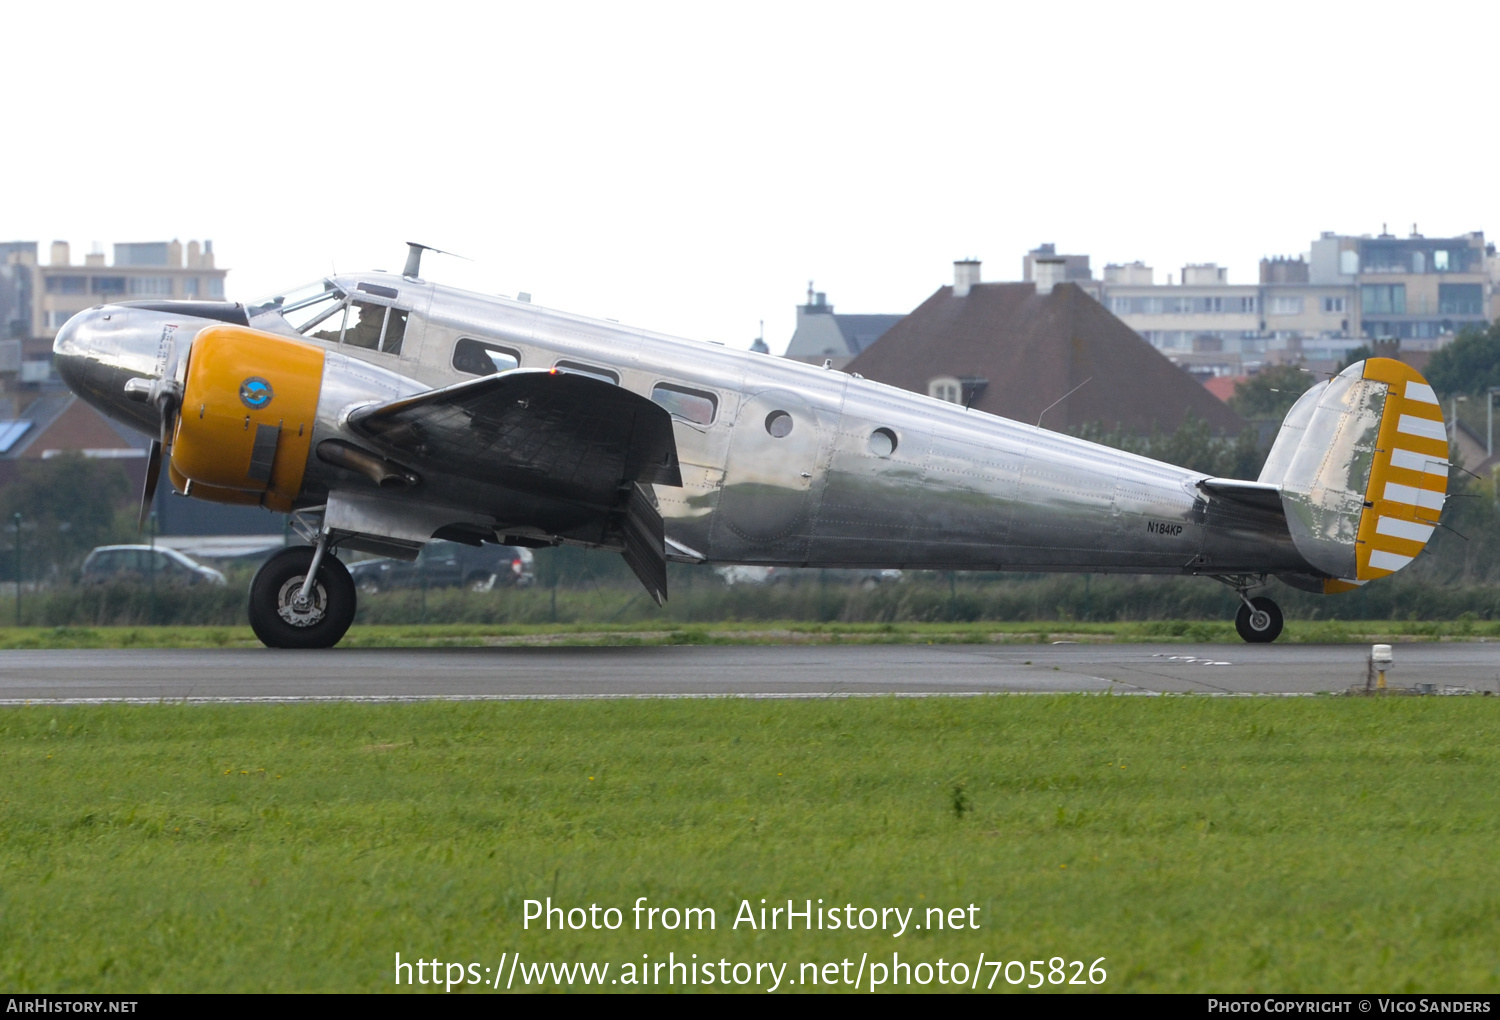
left=123, top=329, right=184, bottom=532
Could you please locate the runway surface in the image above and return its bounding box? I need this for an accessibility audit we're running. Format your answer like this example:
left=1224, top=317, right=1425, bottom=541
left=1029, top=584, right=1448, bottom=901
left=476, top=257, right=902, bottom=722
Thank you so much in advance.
left=0, top=642, right=1495, bottom=702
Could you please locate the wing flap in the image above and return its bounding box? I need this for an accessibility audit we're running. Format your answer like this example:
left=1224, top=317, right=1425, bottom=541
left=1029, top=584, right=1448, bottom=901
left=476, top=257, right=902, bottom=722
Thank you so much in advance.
left=347, top=369, right=682, bottom=505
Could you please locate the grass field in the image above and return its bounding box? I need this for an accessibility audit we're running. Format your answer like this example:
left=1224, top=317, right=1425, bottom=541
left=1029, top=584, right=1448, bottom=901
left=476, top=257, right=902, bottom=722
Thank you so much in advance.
left=0, top=617, right=1497, bottom=649
left=2, top=696, right=1499, bottom=992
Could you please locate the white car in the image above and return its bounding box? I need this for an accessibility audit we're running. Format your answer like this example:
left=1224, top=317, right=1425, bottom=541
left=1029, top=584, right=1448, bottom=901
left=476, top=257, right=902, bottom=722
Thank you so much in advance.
left=80, top=545, right=227, bottom=586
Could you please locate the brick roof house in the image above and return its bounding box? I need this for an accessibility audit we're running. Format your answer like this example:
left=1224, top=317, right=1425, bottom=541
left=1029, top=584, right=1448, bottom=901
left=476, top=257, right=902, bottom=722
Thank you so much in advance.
left=845, top=273, right=1247, bottom=435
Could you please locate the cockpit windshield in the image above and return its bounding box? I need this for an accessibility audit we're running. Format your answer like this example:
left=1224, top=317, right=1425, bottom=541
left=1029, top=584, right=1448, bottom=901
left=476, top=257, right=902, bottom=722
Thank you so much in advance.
left=246, top=279, right=347, bottom=331
left=246, top=278, right=406, bottom=355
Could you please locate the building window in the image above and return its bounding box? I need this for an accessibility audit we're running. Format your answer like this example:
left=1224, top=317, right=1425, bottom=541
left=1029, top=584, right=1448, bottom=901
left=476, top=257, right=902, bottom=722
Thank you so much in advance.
left=1239, top=296, right=1258, bottom=313
left=46, top=310, right=74, bottom=329
left=128, top=276, right=174, bottom=296
left=1340, top=250, right=1359, bottom=275
left=208, top=278, right=223, bottom=298
left=1434, top=250, right=1450, bottom=272
left=1438, top=283, right=1482, bottom=316
left=928, top=377, right=962, bottom=403
left=1361, top=284, right=1406, bottom=315
left=45, top=276, right=87, bottom=294
left=1322, top=296, right=1345, bottom=313
left=1268, top=296, right=1304, bottom=316
left=184, top=277, right=199, bottom=297
left=90, top=277, right=126, bottom=295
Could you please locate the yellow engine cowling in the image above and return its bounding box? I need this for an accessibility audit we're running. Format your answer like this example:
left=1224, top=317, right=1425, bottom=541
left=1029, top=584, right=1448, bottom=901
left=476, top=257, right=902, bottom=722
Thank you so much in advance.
left=168, top=325, right=324, bottom=514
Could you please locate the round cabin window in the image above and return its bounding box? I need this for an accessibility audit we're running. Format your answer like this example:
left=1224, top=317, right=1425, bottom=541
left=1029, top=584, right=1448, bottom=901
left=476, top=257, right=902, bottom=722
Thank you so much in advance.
left=765, top=410, right=793, bottom=438
left=869, top=428, right=897, bottom=457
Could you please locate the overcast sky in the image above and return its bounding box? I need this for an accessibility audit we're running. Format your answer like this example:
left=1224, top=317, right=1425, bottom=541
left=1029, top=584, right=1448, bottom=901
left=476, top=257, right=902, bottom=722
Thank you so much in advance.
left=5, top=1, right=1495, bottom=352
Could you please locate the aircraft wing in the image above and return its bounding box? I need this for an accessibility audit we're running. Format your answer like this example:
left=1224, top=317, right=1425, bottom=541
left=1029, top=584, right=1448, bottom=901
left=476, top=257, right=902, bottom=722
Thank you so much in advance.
left=346, top=369, right=682, bottom=506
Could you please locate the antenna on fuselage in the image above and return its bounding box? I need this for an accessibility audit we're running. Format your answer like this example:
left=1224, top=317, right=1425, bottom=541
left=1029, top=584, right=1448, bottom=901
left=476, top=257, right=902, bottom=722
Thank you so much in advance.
left=1036, top=376, right=1092, bottom=429
left=402, top=242, right=471, bottom=279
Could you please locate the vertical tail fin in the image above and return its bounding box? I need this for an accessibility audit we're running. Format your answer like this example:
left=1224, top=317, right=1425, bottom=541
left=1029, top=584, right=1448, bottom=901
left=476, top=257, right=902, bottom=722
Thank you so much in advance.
left=1259, top=358, right=1447, bottom=591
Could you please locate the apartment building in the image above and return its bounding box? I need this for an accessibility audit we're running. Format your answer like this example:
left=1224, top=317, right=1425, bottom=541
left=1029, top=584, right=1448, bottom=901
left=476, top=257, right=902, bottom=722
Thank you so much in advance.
left=1308, top=228, right=1490, bottom=341
left=4, top=238, right=229, bottom=339
left=1074, top=228, right=1495, bottom=376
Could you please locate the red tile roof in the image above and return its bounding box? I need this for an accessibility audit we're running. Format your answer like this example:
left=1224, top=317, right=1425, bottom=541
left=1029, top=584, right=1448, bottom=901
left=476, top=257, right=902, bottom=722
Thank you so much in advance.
left=1203, top=375, right=1249, bottom=403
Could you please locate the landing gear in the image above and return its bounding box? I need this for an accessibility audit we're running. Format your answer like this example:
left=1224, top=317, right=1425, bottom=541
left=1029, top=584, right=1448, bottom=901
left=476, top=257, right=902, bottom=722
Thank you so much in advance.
left=1211, top=574, right=1284, bottom=644
left=248, top=544, right=356, bottom=649
left=1234, top=595, right=1283, bottom=644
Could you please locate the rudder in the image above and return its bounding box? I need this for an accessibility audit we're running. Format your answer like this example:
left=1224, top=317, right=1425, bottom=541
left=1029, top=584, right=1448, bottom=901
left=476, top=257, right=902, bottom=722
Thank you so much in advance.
left=1258, top=358, right=1447, bottom=591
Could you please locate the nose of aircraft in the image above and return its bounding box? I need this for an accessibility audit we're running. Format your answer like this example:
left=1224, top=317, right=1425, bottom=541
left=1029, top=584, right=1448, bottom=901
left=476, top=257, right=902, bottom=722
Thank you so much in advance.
left=50, top=307, right=94, bottom=394
left=51, top=305, right=165, bottom=436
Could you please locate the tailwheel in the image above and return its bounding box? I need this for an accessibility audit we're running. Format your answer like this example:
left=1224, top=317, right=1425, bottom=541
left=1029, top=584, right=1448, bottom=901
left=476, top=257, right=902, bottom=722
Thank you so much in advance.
left=248, top=545, right=356, bottom=649
left=1235, top=595, right=1283, bottom=644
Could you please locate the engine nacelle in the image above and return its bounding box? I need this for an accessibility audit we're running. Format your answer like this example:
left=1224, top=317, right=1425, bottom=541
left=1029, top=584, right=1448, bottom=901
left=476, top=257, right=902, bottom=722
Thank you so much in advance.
left=169, top=325, right=324, bottom=513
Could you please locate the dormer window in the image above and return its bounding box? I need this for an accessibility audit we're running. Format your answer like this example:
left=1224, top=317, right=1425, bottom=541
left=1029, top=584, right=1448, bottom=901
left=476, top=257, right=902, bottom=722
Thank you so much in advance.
left=929, top=376, right=962, bottom=403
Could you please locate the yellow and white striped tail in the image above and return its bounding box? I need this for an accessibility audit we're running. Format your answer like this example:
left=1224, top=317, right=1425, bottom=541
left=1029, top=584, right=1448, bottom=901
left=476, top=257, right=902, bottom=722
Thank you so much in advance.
left=1260, top=357, right=1448, bottom=594
left=1348, top=358, right=1448, bottom=583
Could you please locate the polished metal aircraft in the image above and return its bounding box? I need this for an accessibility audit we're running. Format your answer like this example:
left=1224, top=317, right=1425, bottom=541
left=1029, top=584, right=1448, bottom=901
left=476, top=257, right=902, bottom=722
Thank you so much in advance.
left=54, top=245, right=1450, bottom=648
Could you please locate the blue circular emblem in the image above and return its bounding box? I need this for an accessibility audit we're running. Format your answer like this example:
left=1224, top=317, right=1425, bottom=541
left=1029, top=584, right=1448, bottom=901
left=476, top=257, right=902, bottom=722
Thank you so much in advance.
left=239, top=377, right=274, bottom=409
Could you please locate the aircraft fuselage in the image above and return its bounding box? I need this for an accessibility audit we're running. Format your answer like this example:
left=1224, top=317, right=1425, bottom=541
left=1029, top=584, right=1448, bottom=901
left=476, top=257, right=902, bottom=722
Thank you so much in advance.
left=55, top=271, right=1311, bottom=578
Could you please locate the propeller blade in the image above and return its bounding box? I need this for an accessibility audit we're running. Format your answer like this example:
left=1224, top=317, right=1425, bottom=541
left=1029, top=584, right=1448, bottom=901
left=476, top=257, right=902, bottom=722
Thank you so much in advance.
left=138, top=439, right=162, bottom=533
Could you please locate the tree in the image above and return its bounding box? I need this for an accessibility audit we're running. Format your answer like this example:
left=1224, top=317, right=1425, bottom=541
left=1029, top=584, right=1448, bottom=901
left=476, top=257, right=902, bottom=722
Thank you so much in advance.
left=1423, top=322, right=1500, bottom=397
left=1338, top=345, right=1375, bottom=373
left=1071, top=413, right=1265, bottom=480
left=0, top=453, right=133, bottom=580
left=1228, top=363, right=1320, bottom=420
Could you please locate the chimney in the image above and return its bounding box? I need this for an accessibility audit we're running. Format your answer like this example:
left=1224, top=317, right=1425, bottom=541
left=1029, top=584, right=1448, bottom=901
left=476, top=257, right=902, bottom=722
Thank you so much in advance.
left=953, top=259, right=981, bottom=297
left=167, top=239, right=183, bottom=268
left=50, top=241, right=70, bottom=266
left=1033, top=257, right=1066, bottom=295
left=186, top=240, right=202, bottom=268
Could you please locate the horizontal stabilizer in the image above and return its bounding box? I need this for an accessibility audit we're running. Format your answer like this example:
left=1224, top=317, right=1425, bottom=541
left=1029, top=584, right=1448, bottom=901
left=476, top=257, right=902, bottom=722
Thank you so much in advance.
left=1196, top=478, right=1283, bottom=513
left=348, top=369, right=682, bottom=506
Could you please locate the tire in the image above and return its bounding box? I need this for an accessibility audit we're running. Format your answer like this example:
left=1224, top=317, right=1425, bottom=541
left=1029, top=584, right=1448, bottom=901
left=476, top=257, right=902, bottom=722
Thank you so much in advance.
left=248, top=546, right=356, bottom=649
left=467, top=571, right=497, bottom=592
left=1235, top=595, right=1283, bottom=643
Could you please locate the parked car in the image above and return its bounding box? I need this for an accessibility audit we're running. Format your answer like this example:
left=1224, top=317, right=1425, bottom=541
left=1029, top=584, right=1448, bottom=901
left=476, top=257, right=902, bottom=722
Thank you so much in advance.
left=713, top=565, right=902, bottom=588
left=80, top=545, right=227, bottom=586
left=348, top=540, right=536, bottom=594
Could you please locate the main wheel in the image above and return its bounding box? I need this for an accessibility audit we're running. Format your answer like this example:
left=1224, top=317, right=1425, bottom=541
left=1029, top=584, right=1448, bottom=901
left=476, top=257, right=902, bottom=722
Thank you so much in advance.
left=1234, top=595, right=1283, bottom=643
left=248, top=546, right=356, bottom=649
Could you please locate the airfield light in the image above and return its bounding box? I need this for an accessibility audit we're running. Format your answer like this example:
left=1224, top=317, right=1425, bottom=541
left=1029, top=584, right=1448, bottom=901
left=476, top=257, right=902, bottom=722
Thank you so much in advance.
left=1371, top=644, right=1393, bottom=690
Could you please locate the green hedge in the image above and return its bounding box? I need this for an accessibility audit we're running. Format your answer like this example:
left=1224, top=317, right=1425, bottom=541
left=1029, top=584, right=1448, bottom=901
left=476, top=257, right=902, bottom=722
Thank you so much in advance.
left=10, top=570, right=1499, bottom=628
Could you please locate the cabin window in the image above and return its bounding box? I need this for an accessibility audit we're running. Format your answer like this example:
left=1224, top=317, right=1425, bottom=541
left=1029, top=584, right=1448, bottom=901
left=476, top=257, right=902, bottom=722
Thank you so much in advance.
left=343, top=300, right=406, bottom=354
left=453, top=338, right=521, bottom=376
left=868, top=428, right=897, bottom=457
left=555, top=361, right=618, bottom=384
left=765, top=410, right=793, bottom=438
left=651, top=383, right=717, bottom=425
left=305, top=302, right=349, bottom=343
